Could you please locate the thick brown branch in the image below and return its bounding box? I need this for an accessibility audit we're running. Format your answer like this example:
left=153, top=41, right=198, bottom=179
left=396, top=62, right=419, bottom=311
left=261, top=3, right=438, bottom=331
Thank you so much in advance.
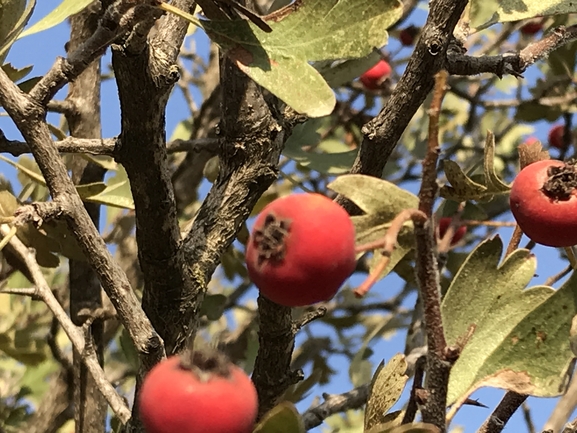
left=338, top=0, right=469, bottom=213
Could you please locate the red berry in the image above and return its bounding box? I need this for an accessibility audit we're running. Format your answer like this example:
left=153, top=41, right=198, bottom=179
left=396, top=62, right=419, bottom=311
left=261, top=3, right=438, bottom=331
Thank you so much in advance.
left=399, top=26, right=419, bottom=46
left=438, top=217, right=467, bottom=246
left=139, top=351, right=258, bottom=433
left=360, top=60, right=391, bottom=90
left=520, top=21, right=542, bottom=36
left=245, top=193, right=356, bottom=307
left=548, top=124, right=566, bottom=149
left=510, top=159, right=577, bottom=247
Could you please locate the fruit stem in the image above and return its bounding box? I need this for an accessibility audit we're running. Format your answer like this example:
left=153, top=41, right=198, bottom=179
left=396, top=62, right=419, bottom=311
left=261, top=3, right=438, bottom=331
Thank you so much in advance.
left=354, top=209, right=424, bottom=297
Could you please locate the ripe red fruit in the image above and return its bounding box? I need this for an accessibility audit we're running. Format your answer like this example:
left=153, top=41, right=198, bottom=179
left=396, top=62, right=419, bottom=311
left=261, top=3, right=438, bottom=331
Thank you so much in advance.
left=399, top=26, right=419, bottom=46
left=360, top=60, right=391, bottom=90
left=510, top=159, right=577, bottom=247
left=246, top=193, right=356, bottom=307
left=438, top=217, right=467, bottom=246
left=139, top=350, right=258, bottom=433
left=520, top=21, right=542, bottom=36
left=548, top=124, right=566, bottom=149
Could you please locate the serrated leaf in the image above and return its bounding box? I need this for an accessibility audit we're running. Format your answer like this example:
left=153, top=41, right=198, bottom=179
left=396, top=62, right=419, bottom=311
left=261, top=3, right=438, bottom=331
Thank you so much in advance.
left=440, top=160, right=488, bottom=201
left=330, top=174, right=419, bottom=280
left=470, top=0, right=577, bottom=29
left=1, top=62, right=32, bottom=82
left=364, top=354, right=408, bottom=431
left=483, top=131, right=510, bottom=193
left=443, top=236, right=577, bottom=407
left=253, top=401, right=305, bottom=433
left=170, top=0, right=402, bottom=116
left=0, top=0, right=35, bottom=62
left=17, top=0, right=92, bottom=39
left=328, top=174, right=419, bottom=216
left=440, top=131, right=511, bottom=202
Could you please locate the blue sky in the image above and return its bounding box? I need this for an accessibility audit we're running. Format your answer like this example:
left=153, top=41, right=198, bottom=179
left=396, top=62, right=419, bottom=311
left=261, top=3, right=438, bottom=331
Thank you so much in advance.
left=1, top=2, right=576, bottom=432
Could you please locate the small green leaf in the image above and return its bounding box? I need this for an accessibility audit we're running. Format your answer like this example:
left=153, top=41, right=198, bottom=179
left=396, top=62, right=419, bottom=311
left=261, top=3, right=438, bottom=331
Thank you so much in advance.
left=199, top=294, right=227, bottom=320
left=440, top=131, right=511, bottom=202
left=364, top=354, right=408, bottom=431
left=253, top=401, right=305, bottom=433
left=17, top=0, right=93, bottom=39
left=482, top=131, right=510, bottom=193
left=1, top=62, right=32, bottom=82
left=320, top=51, right=383, bottom=88
left=78, top=166, right=134, bottom=210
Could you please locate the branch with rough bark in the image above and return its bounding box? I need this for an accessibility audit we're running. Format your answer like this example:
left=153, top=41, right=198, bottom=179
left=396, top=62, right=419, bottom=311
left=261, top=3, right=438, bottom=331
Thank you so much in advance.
left=0, top=0, right=166, bottom=405
left=447, top=24, right=577, bottom=77
left=337, top=0, right=470, bottom=214
left=0, top=133, right=218, bottom=157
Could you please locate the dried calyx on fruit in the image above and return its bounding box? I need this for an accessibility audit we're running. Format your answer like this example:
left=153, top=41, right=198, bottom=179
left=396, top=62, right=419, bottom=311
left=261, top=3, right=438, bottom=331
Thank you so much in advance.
left=139, top=348, right=258, bottom=433
left=510, top=159, right=577, bottom=247
left=246, top=193, right=357, bottom=307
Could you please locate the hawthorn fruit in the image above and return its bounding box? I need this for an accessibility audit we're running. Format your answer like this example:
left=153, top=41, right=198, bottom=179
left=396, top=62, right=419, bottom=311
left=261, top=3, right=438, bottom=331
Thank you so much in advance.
left=548, top=124, right=567, bottom=149
left=438, top=217, right=467, bottom=246
left=399, top=26, right=419, bottom=46
left=139, top=350, right=258, bottom=433
left=510, top=159, right=577, bottom=247
left=520, top=21, right=542, bottom=35
left=360, top=60, right=391, bottom=90
left=245, top=193, right=356, bottom=307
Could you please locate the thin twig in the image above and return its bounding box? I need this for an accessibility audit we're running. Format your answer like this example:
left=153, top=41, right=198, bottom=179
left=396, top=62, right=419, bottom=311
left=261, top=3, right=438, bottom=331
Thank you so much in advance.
left=0, top=224, right=130, bottom=424
left=414, top=70, right=454, bottom=433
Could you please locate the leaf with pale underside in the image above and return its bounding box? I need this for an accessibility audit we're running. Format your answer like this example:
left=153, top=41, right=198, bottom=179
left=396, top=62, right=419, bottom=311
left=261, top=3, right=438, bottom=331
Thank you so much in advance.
left=329, top=174, right=418, bottom=280
left=443, top=236, right=577, bottom=410
left=0, top=0, right=35, bottom=62
left=364, top=354, right=408, bottom=431
left=252, top=401, right=305, bottom=433
left=169, top=0, right=402, bottom=117
left=470, top=0, right=577, bottom=29
left=17, top=0, right=92, bottom=39
left=440, top=130, right=511, bottom=202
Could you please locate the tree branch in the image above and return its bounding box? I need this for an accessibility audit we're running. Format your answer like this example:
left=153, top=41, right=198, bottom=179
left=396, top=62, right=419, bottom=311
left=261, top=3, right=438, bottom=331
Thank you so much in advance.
left=338, top=0, right=469, bottom=213
left=0, top=224, right=131, bottom=424
left=0, top=62, right=164, bottom=382
left=447, top=24, right=577, bottom=77
left=302, top=384, right=370, bottom=430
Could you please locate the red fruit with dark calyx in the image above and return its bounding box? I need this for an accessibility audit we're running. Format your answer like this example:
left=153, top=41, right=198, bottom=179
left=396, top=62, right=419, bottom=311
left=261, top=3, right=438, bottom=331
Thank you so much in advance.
left=246, top=193, right=356, bottom=307
left=139, top=350, right=258, bottom=433
left=360, top=60, right=391, bottom=90
left=548, top=124, right=566, bottom=149
left=438, top=217, right=467, bottom=246
left=510, top=159, right=577, bottom=247
left=520, top=21, right=542, bottom=35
